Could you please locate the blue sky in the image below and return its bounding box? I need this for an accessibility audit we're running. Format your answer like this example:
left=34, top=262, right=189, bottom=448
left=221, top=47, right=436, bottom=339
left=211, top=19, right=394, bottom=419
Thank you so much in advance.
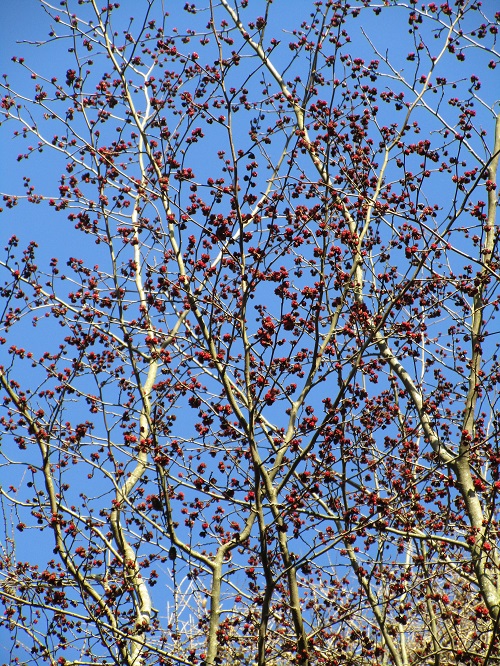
left=1, top=1, right=500, bottom=663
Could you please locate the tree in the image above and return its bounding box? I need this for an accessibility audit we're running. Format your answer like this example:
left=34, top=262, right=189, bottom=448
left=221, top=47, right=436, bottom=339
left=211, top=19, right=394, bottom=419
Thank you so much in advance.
left=0, top=0, right=500, bottom=664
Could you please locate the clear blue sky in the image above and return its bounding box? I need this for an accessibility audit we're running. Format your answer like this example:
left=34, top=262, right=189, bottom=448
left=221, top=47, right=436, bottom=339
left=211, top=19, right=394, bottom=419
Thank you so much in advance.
left=1, top=2, right=500, bottom=663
